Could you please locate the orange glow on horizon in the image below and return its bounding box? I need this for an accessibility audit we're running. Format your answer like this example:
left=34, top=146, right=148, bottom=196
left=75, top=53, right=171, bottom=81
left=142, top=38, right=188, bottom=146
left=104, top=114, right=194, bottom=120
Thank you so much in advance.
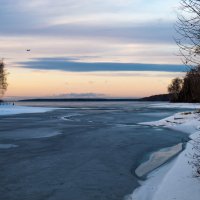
left=4, top=67, right=184, bottom=98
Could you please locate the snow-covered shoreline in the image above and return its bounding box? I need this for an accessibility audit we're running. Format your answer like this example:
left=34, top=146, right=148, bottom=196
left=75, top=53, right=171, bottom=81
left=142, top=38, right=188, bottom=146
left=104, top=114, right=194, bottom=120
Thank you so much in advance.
left=128, top=106, right=200, bottom=200
left=0, top=105, right=58, bottom=116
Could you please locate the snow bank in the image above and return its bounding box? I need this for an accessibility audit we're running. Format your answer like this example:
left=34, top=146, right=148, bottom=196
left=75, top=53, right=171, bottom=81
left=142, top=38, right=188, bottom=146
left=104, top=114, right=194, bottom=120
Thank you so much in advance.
left=129, top=110, right=200, bottom=200
left=141, top=111, right=200, bottom=133
left=0, top=105, right=57, bottom=116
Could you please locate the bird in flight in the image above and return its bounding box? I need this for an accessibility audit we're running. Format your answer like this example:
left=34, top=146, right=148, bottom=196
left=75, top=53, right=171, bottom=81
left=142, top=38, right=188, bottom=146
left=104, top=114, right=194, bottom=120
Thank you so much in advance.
left=26, top=49, right=31, bottom=52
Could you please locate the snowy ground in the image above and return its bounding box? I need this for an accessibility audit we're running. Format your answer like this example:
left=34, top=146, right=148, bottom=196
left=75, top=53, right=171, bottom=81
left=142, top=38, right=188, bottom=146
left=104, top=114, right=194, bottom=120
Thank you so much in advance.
left=129, top=107, right=200, bottom=200
left=0, top=104, right=57, bottom=116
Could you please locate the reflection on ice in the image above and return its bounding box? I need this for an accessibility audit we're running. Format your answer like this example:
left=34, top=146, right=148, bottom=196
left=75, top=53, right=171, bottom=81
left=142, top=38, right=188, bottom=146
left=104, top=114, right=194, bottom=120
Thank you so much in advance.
left=0, top=144, right=18, bottom=149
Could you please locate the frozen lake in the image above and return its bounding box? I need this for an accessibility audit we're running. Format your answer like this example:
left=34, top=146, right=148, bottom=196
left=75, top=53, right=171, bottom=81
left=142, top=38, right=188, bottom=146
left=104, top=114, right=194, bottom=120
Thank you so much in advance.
left=0, top=102, right=188, bottom=200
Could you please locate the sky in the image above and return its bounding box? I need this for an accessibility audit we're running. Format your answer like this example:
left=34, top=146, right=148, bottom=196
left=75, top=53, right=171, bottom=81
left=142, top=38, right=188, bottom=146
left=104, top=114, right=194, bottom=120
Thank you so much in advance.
left=0, top=0, right=186, bottom=98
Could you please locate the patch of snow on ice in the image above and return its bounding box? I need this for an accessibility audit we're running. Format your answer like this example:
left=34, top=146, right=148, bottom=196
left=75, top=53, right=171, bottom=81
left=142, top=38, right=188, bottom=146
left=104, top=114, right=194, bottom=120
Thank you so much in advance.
left=0, top=105, right=58, bottom=116
left=0, top=128, right=63, bottom=140
left=0, top=144, right=18, bottom=149
left=135, top=143, right=182, bottom=178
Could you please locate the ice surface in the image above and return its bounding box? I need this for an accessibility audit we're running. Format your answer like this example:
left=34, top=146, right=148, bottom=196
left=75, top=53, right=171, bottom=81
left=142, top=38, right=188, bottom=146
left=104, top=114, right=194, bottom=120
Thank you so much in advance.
left=0, top=144, right=18, bottom=149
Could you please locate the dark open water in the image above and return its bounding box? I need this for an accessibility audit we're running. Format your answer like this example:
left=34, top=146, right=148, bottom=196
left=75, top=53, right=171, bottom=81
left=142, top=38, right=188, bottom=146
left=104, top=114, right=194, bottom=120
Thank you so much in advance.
left=0, top=101, right=188, bottom=200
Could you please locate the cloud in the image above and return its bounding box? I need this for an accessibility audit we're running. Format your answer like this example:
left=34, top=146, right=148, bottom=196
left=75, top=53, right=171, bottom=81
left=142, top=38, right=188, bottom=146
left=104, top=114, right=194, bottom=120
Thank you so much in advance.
left=51, top=93, right=107, bottom=98
left=15, top=21, right=177, bottom=44
left=0, top=0, right=178, bottom=44
left=18, top=57, right=186, bottom=72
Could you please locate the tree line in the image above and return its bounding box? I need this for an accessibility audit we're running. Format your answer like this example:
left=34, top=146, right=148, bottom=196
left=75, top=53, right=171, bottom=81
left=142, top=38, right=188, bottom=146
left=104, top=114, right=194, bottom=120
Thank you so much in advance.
left=168, top=0, right=200, bottom=103
left=168, top=66, right=200, bottom=102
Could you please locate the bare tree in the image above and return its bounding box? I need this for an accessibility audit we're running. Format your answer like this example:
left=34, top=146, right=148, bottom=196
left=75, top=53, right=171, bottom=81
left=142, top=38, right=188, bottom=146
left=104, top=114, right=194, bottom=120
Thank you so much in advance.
left=168, top=77, right=183, bottom=102
left=175, top=0, right=200, bottom=67
left=0, top=60, right=8, bottom=100
left=174, top=0, right=200, bottom=176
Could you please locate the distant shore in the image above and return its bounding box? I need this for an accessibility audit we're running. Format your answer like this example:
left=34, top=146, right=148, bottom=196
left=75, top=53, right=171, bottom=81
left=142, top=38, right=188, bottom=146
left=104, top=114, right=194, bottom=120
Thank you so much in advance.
left=16, top=94, right=170, bottom=102
left=18, top=98, right=139, bottom=102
